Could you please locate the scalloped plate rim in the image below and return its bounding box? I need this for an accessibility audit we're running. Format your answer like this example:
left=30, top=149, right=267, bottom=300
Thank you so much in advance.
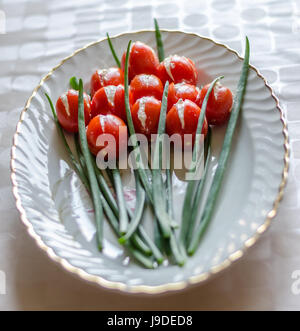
left=10, top=29, right=289, bottom=295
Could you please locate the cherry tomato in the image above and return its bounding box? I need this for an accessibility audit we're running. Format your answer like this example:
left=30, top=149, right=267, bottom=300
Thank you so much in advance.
left=166, top=99, right=208, bottom=148
left=55, top=89, right=91, bottom=133
left=86, top=114, right=127, bottom=158
left=90, top=67, right=124, bottom=97
left=199, top=83, right=233, bottom=126
left=131, top=96, right=161, bottom=138
left=91, top=84, right=126, bottom=122
left=129, top=74, right=163, bottom=105
left=167, top=82, right=201, bottom=111
left=158, top=55, right=198, bottom=85
left=121, top=41, right=159, bottom=81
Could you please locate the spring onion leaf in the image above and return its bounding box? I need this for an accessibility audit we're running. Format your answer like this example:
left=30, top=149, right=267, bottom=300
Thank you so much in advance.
left=185, top=128, right=211, bottom=247
left=154, top=18, right=165, bottom=62
left=152, top=81, right=173, bottom=238
left=45, top=93, right=89, bottom=189
left=124, top=40, right=153, bottom=201
left=188, top=37, right=250, bottom=255
left=77, top=135, right=153, bottom=257
left=107, top=33, right=121, bottom=68
left=46, top=93, right=155, bottom=267
left=119, top=171, right=146, bottom=243
left=180, top=76, right=223, bottom=248
left=69, top=76, right=79, bottom=90
left=111, top=168, right=129, bottom=234
left=78, top=79, right=104, bottom=251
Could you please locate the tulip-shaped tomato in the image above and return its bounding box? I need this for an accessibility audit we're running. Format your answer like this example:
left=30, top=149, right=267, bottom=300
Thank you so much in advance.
left=121, top=41, right=159, bottom=81
left=129, top=74, right=163, bottom=105
left=91, top=84, right=126, bottom=122
left=167, top=82, right=201, bottom=111
left=131, top=96, right=161, bottom=138
left=56, top=89, right=91, bottom=133
left=166, top=99, right=208, bottom=147
left=198, top=83, right=233, bottom=126
left=158, top=55, right=198, bottom=85
left=90, top=67, right=124, bottom=97
left=86, top=114, right=127, bottom=157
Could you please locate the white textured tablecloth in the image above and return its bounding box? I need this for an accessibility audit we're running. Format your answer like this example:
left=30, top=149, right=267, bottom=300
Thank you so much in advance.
left=0, top=0, right=300, bottom=310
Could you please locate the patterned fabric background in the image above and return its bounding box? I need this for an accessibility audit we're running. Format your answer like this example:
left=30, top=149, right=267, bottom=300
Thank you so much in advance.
left=0, top=0, right=299, bottom=310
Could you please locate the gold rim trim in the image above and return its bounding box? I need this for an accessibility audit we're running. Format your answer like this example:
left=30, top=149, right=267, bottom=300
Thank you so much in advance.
left=10, top=30, right=290, bottom=295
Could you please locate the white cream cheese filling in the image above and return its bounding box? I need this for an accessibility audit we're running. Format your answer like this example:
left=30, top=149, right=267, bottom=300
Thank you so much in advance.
left=163, top=55, right=175, bottom=81
left=175, top=98, right=185, bottom=129
left=97, top=68, right=108, bottom=86
left=137, top=97, right=148, bottom=128
left=60, top=92, right=70, bottom=117
left=104, top=85, right=117, bottom=106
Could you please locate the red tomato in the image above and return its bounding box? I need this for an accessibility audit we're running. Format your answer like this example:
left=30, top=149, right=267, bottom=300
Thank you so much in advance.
left=86, top=114, right=127, bottom=157
left=166, top=99, right=208, bottom=148
left=121, top=41, right=159, bottom=81
left=56, top=89, right=91, bottom=133
left=90, top=67, right=124, bottom=97
left=131, top=96, right=161, bottom=138
left=91, top=84, right=126, bottom=122
left=167, top=82, right=201, bottom=111
left=158, top=55, right=198, bottom=85
left=129, top=74, right=163, bottom=105
left=199, top=83, right=233, bottom=126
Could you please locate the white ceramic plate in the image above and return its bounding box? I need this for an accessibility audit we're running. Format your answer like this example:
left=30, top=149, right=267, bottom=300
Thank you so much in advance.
left=11, top=30, right=288, bottom=294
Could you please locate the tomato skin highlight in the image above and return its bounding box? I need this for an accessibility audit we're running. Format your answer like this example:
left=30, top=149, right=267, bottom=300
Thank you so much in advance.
left=91, top=84, right=126, bottom=122
left=129, top=74, right=163, bottom=105
left=167, top=82, right=201, bottom=112
left=199, top=83, right=233, bottom=126
left=86, top=114, right=127, bottom=157
left=56, top=89, right=91, bottom=133
left=131, top=96, right=162, bottom=139
left=121, top=41, right=159, bottom=81
left=90, top=67, right=124, bottom=97
left=158, top=55, right=198, bottom=85
left=166, top=99, right=208, bottom=148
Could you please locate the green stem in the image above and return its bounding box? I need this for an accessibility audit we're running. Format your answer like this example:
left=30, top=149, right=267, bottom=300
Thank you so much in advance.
left=186, top=130, right=212, bottom=247
left=124, top=40, right=153, bottom=202
left=119, top=171, right=146, bottom=243
left=46, top=93, right=154, bottom=267
left=45, top=94, right=89, bottom=189
left=69, top=76, right=79, bottom=90
left=106, top=33, right=121, bottom=68
left=154, top=17, right=174, bottom=220
left=111, top=168, right=129, bottom=234
left=139, top=225, right=164, bottom=264
left=77, top=79, right=104, bottom=251
left=180, top=76, right=223, bottom=248
left=104, top=168, right=164, bottom=263
left=154, top=18, right=165, bottom=62
left=152, top=81, right=173, bottom=238
left=188, top=37, right=250, bottom=255
left=75, top=133, right=87, bottom=175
